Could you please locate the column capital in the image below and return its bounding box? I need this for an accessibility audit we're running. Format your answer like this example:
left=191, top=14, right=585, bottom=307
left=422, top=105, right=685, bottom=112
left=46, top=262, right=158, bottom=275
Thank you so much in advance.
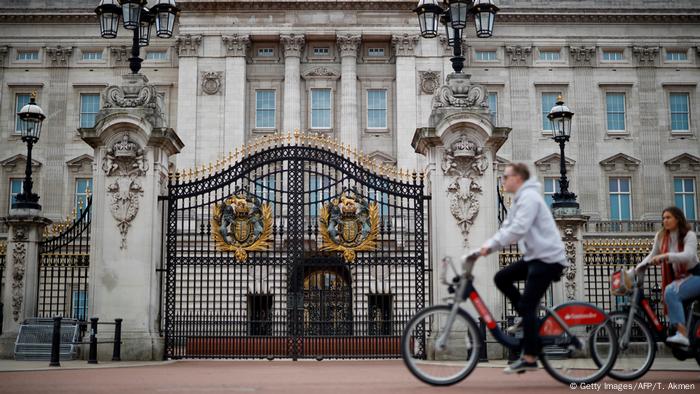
left=0, top=46, right=8, bottom=66
left=632, top=46, right=660, bottom=67
left=505, top=45, right=532, bottom=67
left=280, top=34, right=306, bottom=58
left=110, top=45, right=129, bottom=66
left=336, top=33, right=362, bottom=57
left=569, top=46, right=596, bottom=67
left=392, top=33, right=419, bottom=57
left=176, top=34, right=202, bottom=57
left=222, top=34, right=250, bottom=57
left=45, top=45, right=73, bottom=67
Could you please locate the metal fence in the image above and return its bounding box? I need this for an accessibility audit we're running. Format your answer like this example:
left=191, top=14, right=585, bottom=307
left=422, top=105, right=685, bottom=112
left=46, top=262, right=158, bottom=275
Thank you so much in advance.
left=0, top=240, right=6, bottom=334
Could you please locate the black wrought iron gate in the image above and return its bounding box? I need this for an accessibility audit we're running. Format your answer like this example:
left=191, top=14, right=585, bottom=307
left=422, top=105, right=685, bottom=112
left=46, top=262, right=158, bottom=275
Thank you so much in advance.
left=164, top=134, right=430, bottom=359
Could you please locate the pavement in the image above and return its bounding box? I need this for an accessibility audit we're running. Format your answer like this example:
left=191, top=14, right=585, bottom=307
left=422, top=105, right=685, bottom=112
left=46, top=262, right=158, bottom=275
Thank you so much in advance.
left=0, top=359, right=698, bottom=394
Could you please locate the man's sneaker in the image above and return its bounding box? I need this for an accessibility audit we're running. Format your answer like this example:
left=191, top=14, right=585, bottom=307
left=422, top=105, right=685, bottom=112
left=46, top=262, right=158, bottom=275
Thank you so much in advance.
left=506, top=317, right=523, bottom=335
left=503, top=358, right=538, bottom=374
left=666, top=332, right=690, bottom=347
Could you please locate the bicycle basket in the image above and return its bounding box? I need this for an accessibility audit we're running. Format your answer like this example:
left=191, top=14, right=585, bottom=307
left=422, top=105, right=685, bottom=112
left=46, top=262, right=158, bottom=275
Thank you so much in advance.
left=610, top=267, right=635, bottom=296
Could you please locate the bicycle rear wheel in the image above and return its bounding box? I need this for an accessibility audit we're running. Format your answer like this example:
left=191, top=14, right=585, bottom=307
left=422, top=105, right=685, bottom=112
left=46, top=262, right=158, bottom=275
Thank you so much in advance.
left=603, top=312, right=656, bottom=380
left=401, top=304, right=481, bottom=386
left=539, top=302, right=619, bottom=385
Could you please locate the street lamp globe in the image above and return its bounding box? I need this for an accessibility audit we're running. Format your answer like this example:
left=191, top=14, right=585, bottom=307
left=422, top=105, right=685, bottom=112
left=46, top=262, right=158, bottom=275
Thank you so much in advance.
left=414, top=0, right=443, bottom=39
left=547, top=96, right=574, bottom=140
left=446, top=0, right=470, bottom=30
left=17, top=93, right=46, bottom=142
left=152, top=0, right=180, bottom=39
left=120, top=0, right=147, bottom=30
left=139, top=8, right=154, bottom=47
left=95, top=0, right=121, bottom=38
left=442, top=14, right=463, bottom=47
left=471, top=0, right=499, bottom=38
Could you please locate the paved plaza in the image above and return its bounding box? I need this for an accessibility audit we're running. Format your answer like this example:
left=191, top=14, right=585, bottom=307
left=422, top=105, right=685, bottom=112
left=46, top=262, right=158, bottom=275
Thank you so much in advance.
left=0, top=360, right=698, bottom=394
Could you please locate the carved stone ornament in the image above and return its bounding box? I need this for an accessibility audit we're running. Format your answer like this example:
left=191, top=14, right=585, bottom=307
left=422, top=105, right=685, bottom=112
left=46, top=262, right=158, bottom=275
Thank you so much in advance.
left=281, top=34, right=306, bottom=58
left=432, top=73, right=488, bottom=110
left=222, top=34, right=250, bottom=57
left=46, top=46, right=73, bottom=66
left=103, top=80, right=158, bottom=109
left=176, top=34, right=202, bottom=57
left=102, top=133, right=149, bottom=249
left=441, top=135, right=489, bottom=245
left=569, top=46, right=596, bottom=66
left=391, top=33, right=419, bottom=57
left=506, top=45, right=532, bottom=66
left=562, top=226, right=577, bottom=301
left=336, top=34, right=361, bottom=57
left=201, top=71, right=223, bottom=95
left=11, top=226, right=28, bottom=322
left=301, top=66, right=340, bottom=80
left=111, top=45, right=128, bottom=65
left=419, top=71, right=441, bottom=95
left=632, top=46, right=659, bottom=65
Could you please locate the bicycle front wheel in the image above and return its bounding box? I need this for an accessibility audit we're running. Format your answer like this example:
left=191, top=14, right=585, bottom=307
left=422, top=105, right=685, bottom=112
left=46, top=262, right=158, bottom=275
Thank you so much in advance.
left=401, top=304, right=481, bottom=386
left=603, top=311, right=656, bottom=380
left=539, top=302, right=619, bottom=385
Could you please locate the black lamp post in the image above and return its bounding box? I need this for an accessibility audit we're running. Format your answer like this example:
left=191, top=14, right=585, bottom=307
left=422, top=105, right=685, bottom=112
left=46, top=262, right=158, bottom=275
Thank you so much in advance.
left=95, top=0, right=180, bottom=74
left=547, top=96, right=579, bottom=210
left=13, top=92, right=45, bottom=210
left=414, top=0, right=499, bottom=73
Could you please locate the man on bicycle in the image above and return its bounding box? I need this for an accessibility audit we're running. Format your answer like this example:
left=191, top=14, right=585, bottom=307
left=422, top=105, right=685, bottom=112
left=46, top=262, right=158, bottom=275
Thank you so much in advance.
left=479, top=163, right=568, bottom=374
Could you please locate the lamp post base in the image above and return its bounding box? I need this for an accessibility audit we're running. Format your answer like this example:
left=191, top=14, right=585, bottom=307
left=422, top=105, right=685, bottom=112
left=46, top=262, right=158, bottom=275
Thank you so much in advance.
left=552, top=196, right=580, bottom=217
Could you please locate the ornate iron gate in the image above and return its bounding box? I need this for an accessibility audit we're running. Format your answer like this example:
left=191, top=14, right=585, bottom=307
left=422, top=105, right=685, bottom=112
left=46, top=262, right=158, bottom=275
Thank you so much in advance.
left=164, top=133, right=429, bottom=359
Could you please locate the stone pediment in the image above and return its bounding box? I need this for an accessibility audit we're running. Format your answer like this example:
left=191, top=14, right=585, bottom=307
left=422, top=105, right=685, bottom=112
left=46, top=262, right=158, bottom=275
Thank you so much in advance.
left=599, top=153, right=641, bottom=172
left=366, top=150, right=396, bottom=165
left=301, top=66, right=340, bottom=80
left=494, top=155, right=511, bottom=172
left=1, top=154, right=42, bottom=170
left=535, top=153, right=575, bottom=172
left=66, top=154, right=94, bottom=173
left=664, top=153, right=700, bottom=172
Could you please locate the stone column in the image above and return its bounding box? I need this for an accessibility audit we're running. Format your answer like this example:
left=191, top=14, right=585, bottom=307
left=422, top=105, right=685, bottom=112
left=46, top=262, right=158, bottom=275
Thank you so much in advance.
left=337, top=34, right=361, bottom=147
left=413, top=73, right=511, bottom=359
left=553, top=214, right=589, bottom=306
left=0, top=46, right=7, bottom=110
left=175, top=34, right=202, bottom=169
left=281, top=34, right=305, bottom=134
left=223, top=34, right=250, bottom=149
left=633, top=46, right=664, bottom=219
left=505, top=46, right=532, bottom=161
left=392, top=34, right=420, bottom=169
left=80, top=74, right=183, bottom=360
left=0, top=211, right=51, bottom=357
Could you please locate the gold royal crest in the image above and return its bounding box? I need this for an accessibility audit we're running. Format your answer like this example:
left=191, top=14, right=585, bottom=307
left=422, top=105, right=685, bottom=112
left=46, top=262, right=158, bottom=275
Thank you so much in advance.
left=319, top=189, right=379, bottom=262
left=211, top=191, right=273, bottom=262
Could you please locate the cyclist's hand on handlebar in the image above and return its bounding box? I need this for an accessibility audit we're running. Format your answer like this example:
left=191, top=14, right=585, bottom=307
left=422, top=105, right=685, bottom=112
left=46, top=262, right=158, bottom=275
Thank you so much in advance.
left=650, top=254, right=667, bottom=265
left=479, top=244, right=491, bottom=257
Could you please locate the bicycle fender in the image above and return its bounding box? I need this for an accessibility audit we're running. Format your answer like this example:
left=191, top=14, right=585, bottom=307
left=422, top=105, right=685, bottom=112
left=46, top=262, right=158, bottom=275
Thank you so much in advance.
left=539, top=302, right=608, bottom=336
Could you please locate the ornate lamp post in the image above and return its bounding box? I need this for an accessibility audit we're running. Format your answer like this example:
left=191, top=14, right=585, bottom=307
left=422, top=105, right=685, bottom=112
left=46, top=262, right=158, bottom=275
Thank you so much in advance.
left=547, top=96, right=579, bottom=211
left=13, top=92, right=46, bottom=210
left=95, top=0, right=180, bottom=74
left=414, top=0, right=499, bottom=73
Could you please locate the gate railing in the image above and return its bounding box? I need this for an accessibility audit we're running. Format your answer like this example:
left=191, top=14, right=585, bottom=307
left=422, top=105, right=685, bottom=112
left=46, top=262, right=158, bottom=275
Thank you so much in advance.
left=38, top=198, right=92, bottom=321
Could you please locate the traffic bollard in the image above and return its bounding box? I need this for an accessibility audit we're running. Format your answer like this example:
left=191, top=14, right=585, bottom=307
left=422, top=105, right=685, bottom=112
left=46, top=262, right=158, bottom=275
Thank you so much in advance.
left=88, top=317, right=98, bottom=364
left=112, top=318, right=122, bottom=361
left=49, top=316, right=62, bottom=367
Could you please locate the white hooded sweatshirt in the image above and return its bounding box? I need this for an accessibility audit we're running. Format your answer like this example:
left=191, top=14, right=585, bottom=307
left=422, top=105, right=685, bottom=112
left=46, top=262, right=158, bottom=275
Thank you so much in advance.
left=485, top=178, right=568, bottom=266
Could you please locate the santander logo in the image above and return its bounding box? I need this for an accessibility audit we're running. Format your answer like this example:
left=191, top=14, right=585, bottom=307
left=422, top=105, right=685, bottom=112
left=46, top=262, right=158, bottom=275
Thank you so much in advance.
left=564, top=313, right=598, bottom=320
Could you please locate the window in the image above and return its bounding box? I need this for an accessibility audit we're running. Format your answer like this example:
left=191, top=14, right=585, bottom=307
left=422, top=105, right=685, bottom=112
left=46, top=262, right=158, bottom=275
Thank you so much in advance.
left=606, top=93, right=626, bottom=132
left=257, top=48, right=274, bottom=57
left=71, top=290, right=88, bottom=321
left=539, top=50, right=561, bottom=61
left=16, top=51, right=39, bottom=61
left=15, top=94, right=31, bottom=133
left=609, top=178, right=632, bottom=221
left=541, top=92, right=560, bottom=131
left=669, top=92, right=690, bottom=132
left=543, top=177, right=560, bottom=208
left=254, top=175, right=276, bottom=203
left=368, top=48, right=385, bottom=57
left=367, top=90, right=387, bottom=129
left=602, top=50, right=624, bottom=61
left=487, top=92, right=498, bottom=122
left=674, top=178, right=696, bottom=221
left=309, top=175, right=331, bottom=217
left=475, top=50, right=497, bottom=61
left=666, top=50, right=688, bottom=62
left=9, top=178, right=23, bottom=209
left=313, top=47, right=330, bottom=56
left=80, top=94, right=100, bottom=128
left=145, top=50, right=167, bottom=60
left=311, top=89, right=332, bottom=129
left=255, top=90, right=276, bottom=129
left=75, top=178, right=93, bottom=214
left=374, top=190, right=390, bottom=217
left=81, top=50, right=103, bottom=61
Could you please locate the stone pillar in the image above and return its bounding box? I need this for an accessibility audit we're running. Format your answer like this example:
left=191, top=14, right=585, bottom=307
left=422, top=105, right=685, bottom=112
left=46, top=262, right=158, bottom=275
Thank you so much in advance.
left=0, top=212, right=51, bottom=357
left=174, top=34, right=202, bottom=169
left=505, top=46, right=532, bottom=161
left=633, top=46, right=664, bottom=220
left=413, top=73, right=511, bottom=358
left=281, top=34, right=305, bottom=134
left=392, top=34, right=419, bottom=169
left=223, top=34, right=250, bottom=149
left=337, top=34, right=361, bottom=147
left=553, top=214, right=589, bottom=306
left=80, top=74, right=183, bottom=360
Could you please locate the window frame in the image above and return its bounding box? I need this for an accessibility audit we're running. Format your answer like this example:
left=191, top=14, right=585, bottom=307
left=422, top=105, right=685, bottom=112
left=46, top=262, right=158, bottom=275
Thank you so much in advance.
left=144, top=49, right=168, bottom=61
left=605, top=92, right=627, bottom=133
left=79, top=93, right=101, bottom=128
left=669, top=91, right=691, bottom=133
left=366, top=89, right=388, bottom=130
left=14, top=93, right=31, bottom=134
left=255, top=89, right=277, bottom=130
left=310, top=88, right=333, bottom=130
left=487, top=92, right=498, bottom=123
left=608, top=177, right=633, bottom=221
left=8, top=178, right=23, bottom=211
left=601, top=49, right=625, bottom=62
left=543, top=177, right=560, bottom=208
left=665, top=49, right=689, bottom=62
left=74, top=178, right=93, bottom=215
left=80, top=49, right=104, bottom=62
left=15, top=50, right=39, bottom=62
left=475, top=50, right=497, bottom=62
left=674, top=177, right=697, bottom=221
left=540, top=91, right=561, bottom=133
left=537, top=49, right=562, bottom=62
